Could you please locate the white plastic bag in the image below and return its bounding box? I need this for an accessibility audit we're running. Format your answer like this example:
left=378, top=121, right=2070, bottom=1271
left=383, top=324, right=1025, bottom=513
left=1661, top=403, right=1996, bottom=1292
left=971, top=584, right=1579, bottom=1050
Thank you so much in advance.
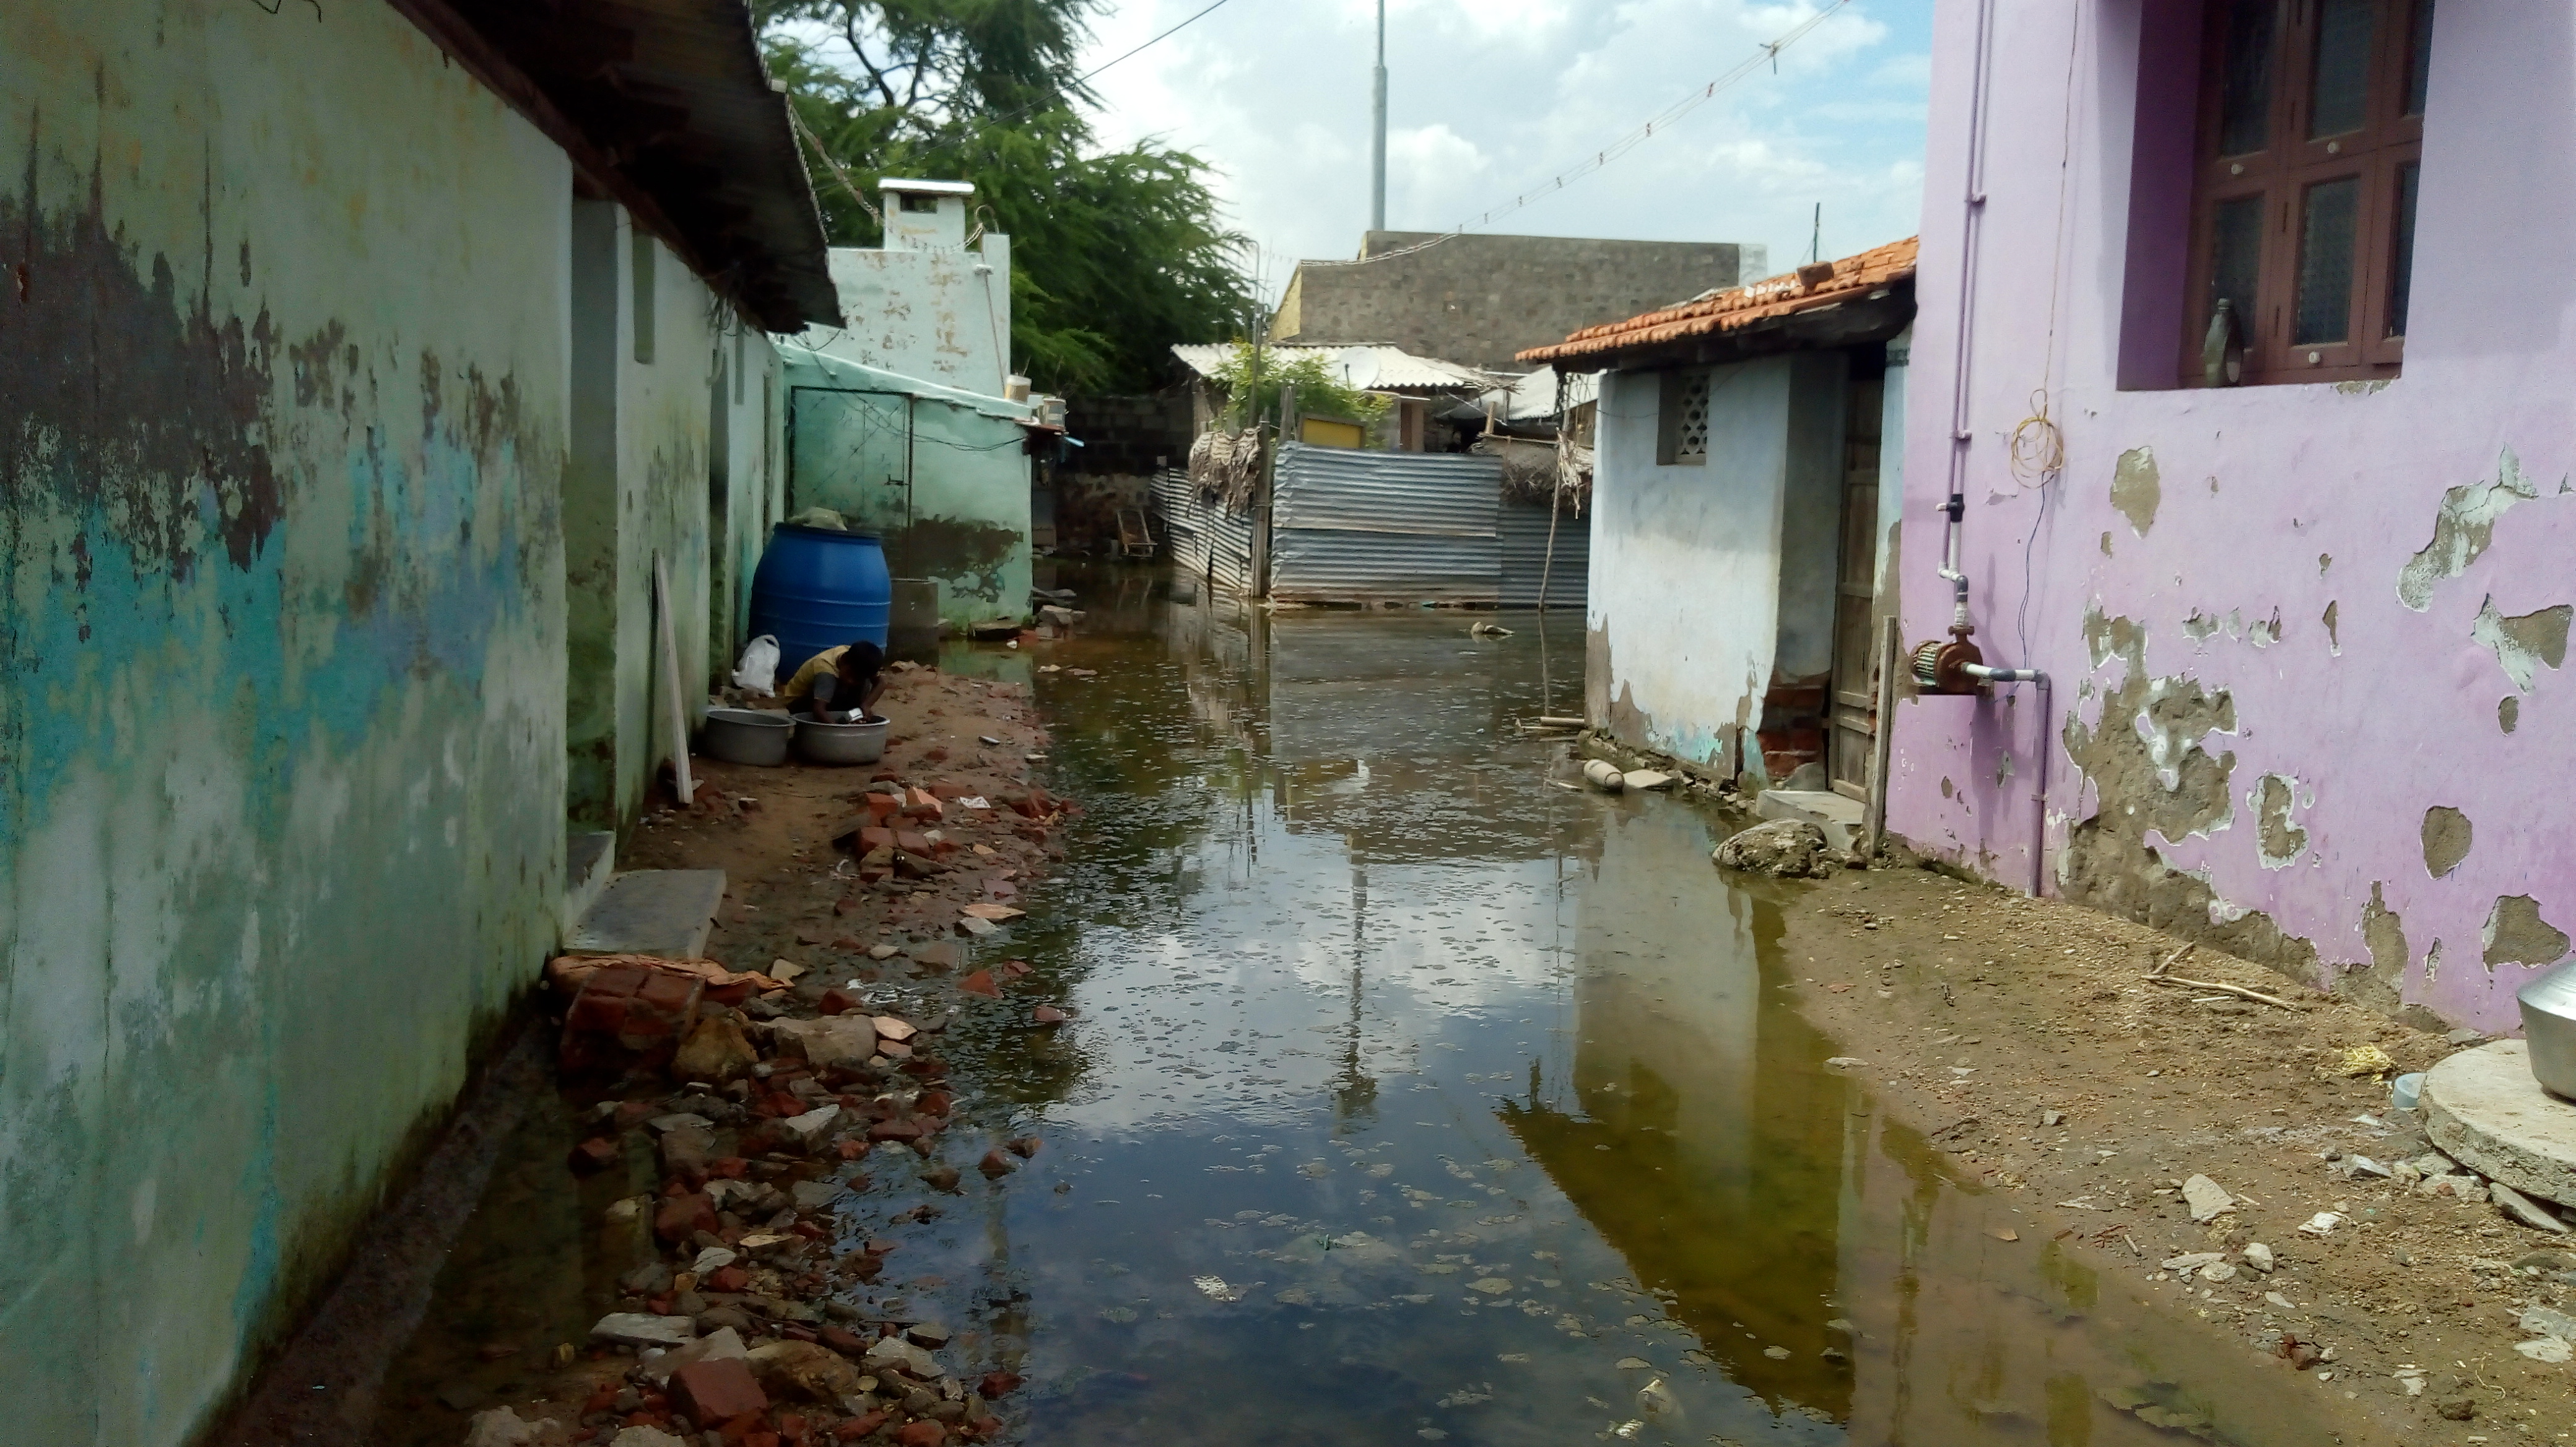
left=731, top=634, right=781, bottom=693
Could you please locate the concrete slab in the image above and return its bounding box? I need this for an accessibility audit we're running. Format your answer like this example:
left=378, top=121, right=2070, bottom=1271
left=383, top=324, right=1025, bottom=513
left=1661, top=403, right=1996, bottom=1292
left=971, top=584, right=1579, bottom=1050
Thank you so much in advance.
left=566, top=869, right=726, bottom=959
left=2423, top=1039, right=2576, bottom=1210
left=562, top=831, right=616, bottom=940
left=1754, top=789, right=1864, bottom=852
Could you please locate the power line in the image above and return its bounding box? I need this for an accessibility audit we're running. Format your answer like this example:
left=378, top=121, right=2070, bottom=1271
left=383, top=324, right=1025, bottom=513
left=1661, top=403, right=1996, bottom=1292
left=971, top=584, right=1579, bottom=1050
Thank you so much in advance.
left=796, top=0, right=1242, bottom=179
left=1310, top=0, right=1855, bottom=269
left=1069, top=0, right=1240, bottom=95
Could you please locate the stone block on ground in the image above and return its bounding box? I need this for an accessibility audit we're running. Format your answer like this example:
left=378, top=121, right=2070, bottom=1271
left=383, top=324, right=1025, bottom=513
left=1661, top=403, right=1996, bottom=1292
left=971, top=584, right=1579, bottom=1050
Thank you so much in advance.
left=2423, top=1040, right=2576, bottom=1210
left=769, top=1016, right=880, bottom=1071
left=591, top=1312, right=696, bottom=1349
left=671, top=1015, right=758, bottom=1083
left=748, top=1339, right=867, bottom=1401
left=640, top=1326, right=749, bottom=1384
left=1711, top=820, right=1837, bottom=878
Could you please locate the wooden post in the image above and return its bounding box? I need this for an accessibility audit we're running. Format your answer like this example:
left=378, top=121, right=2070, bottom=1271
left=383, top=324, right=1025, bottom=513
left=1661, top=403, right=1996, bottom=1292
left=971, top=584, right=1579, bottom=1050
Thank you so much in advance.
left=654, top=554, right=696, bottom=807
left=1864, top=613, right=1900, bottom=854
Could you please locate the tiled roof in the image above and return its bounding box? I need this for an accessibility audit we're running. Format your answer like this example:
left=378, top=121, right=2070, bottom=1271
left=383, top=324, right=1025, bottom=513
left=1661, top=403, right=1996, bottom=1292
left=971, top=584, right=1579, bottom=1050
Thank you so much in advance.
left=1516, top=236, right=1918, bottom=364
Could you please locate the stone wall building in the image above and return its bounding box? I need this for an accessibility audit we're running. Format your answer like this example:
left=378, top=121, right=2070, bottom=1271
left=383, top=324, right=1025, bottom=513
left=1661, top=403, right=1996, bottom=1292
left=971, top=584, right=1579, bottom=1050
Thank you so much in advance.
left=1272, top=231, right=1767, bottom=372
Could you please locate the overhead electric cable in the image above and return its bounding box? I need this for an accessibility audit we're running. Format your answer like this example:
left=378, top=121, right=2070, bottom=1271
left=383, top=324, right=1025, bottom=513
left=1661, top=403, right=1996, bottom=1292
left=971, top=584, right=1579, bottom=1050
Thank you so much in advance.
left=1310, top=0, right=1855, bottom=268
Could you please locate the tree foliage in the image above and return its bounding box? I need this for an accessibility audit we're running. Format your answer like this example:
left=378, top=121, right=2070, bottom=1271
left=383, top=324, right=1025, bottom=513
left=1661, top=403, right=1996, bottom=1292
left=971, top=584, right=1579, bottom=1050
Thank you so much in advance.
left=1203, top=345, right=1391, bottom=432
left=755, top=0, right=1258, bottom=396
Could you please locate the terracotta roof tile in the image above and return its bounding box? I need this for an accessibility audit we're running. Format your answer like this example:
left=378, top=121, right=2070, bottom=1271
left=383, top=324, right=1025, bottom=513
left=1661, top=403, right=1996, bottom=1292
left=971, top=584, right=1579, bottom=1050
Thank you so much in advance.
left=1516, top=235, right=1918, bottom=364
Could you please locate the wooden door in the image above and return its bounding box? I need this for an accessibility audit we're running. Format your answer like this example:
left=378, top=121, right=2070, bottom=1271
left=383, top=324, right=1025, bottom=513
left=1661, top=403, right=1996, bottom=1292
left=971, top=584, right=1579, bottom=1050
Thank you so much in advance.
left=1828, top=377, right=1884, bottom=800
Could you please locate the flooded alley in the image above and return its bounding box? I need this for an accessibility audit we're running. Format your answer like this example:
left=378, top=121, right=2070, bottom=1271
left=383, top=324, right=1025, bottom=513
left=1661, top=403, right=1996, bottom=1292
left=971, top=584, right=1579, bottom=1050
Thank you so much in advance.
left=355, top=574, right=2391, bottom=1447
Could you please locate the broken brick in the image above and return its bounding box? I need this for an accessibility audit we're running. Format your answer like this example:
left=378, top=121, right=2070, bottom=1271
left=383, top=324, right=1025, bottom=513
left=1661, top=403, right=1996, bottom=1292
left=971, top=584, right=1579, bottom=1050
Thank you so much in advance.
left=655, top=1192, right=718, bottom=1243
left=672, top=1357, right=768, bottom=1423
left=959, top=970, right=1000, bottom=999
left=568, top=1137, right=620, bottom=1174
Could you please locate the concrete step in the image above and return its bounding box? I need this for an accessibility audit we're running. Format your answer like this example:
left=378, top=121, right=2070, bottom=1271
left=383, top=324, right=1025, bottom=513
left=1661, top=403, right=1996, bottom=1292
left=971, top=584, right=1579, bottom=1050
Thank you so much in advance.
left=565, top=868, right=727, bottom=960
left=1754, top=788, right=1865, bottom=852
left=562, top=831, right=616, bottom=940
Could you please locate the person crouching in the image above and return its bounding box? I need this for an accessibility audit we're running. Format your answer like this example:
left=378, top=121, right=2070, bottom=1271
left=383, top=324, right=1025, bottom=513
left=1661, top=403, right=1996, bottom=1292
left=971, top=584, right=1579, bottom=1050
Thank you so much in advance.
left=781, top=640, right=884, bottom=723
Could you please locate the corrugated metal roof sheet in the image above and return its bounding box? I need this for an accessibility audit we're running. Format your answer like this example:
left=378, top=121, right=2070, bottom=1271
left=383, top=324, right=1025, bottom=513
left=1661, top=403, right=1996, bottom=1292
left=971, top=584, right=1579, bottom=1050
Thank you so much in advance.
left=1170, top=343, right=1497, bottom=395
left=1517, top=237, right=1918, bottom=364
left=1482, top=365, right=1598, bottom=422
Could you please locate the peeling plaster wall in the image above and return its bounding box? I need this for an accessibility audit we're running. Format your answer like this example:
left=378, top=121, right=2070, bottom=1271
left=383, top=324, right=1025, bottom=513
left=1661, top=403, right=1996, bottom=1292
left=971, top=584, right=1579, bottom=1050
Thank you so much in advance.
left=781, top=346, right=1032, bottom=631
left=0, top=4, right=578, bottom=1442
left=799, top=239, right=1013, bottom=399
left=1586, top=359, right=1814, bottom=775
left=1895, top=2, right=2576, bottom=1031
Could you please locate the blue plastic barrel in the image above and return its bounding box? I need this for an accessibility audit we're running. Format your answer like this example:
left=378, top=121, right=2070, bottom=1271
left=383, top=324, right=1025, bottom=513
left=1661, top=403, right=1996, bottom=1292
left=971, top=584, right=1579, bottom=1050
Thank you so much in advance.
left=747, top=525, right=893, bottom=683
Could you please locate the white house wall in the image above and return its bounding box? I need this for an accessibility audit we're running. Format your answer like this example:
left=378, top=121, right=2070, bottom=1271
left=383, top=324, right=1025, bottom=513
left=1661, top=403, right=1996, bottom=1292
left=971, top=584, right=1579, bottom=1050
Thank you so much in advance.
left=1586, top=360, right=1798, bottom=772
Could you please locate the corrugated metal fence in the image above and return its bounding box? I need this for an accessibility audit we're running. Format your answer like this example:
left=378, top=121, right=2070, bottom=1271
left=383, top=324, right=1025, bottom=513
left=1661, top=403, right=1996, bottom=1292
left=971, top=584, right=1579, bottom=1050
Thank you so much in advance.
left=1499, top=499, right=1589, bottom=608
left=1272, top=444, right=1498, bottom=603
left=1152, top=466, right=1255, bottom=595
left=1149, top=446, right=1588, bottom=607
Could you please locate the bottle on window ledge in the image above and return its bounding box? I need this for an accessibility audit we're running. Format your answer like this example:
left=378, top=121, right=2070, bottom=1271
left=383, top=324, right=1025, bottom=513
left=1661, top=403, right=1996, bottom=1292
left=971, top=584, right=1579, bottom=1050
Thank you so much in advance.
left=2201, top=299, right=2245, bottom=388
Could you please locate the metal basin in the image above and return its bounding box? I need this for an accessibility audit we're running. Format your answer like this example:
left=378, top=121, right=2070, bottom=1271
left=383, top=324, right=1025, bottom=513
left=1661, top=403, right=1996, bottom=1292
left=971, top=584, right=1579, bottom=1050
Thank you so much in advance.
left=793, top=714, right=888, bottom=766
left=2518, top=960, right=2576, bottom=1098
left=702, top=708, right=794, bottom=766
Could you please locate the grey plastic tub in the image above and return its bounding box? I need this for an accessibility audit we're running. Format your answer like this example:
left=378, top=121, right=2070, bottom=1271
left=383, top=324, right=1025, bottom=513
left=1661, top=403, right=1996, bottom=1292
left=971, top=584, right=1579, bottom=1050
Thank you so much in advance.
left=794, top=714, right=888, bottom=766
left=2520, top=960, right=2576, bottom=1098
left=702, top=708, right=794, bottom=766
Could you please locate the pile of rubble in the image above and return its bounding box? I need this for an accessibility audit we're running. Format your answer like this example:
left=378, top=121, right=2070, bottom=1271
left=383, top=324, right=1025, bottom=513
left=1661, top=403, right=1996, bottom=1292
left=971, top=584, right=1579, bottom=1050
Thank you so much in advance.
left=459, top=948, right=1062, bottom=1447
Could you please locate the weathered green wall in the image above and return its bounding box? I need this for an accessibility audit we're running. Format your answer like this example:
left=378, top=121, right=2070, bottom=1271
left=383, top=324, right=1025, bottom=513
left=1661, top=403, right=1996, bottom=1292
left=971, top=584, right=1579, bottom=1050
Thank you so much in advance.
left=0, top=5, right=778, bottom=1443
left=780, top=344, right=1031, bottom=629
left=564, top=207, right=785, bottom=831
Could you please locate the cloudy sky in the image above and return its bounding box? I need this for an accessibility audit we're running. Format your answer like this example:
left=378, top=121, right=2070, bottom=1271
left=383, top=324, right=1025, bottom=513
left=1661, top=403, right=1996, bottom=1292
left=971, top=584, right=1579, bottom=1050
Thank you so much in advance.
left=1069, top=0, right=1934, bottom=302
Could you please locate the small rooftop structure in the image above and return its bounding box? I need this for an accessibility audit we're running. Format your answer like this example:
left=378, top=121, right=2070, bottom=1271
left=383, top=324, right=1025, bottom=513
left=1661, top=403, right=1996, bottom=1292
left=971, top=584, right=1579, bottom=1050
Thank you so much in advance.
left=880, top=177, right=978, bottom=250
left=1519, top=237, right=1920, bottom=369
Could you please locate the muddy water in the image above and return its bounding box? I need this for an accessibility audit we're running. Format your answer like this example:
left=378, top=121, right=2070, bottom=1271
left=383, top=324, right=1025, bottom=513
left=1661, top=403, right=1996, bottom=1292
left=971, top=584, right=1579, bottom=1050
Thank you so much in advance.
left=373, top=575, right=2349, bottom=1447
left=927, top=582, right=2345, bottom=1447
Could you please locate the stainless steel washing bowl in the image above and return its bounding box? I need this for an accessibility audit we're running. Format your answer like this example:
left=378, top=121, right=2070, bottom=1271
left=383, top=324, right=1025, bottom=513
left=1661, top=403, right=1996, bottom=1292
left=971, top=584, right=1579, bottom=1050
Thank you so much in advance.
left=2517, top=961, right=2576, bottom=1099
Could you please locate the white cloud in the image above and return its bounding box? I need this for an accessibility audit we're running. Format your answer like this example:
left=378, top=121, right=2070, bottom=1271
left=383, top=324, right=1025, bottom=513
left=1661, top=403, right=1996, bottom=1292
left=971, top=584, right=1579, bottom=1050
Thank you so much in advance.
left=1065, top=0, right=1931, bottom=301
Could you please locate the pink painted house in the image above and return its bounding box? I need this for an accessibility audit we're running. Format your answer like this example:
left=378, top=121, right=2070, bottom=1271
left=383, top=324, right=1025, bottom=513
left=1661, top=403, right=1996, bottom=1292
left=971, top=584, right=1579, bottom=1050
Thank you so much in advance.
left=1891, top=1, right=2576, bottom=1030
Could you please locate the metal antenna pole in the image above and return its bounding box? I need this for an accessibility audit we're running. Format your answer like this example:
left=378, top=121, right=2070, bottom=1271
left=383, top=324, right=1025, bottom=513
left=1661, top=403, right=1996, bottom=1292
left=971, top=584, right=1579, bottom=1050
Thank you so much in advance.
left=1370, top=0, right=1388, bottom=234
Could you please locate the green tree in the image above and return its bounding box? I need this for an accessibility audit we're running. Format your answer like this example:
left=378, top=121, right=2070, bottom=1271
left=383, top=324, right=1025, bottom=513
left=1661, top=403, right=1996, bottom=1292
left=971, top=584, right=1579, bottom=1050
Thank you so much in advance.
left=757, top=0, right=1258, bottom=395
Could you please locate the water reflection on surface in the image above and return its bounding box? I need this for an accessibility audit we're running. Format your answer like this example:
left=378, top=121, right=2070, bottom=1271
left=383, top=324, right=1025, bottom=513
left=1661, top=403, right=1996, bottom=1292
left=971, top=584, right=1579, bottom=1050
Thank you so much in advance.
left=369, top=570, right=2352, bottom=1447
left=950, top=575, right=2343, bottom=1447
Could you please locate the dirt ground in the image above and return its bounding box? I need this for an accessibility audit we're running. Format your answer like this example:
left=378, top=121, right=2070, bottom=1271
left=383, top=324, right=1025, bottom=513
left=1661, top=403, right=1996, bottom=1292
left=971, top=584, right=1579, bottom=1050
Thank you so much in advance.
left=1771, top=861, right=2576, bottom=1441
left=625, top=660, right=1063, bottom=965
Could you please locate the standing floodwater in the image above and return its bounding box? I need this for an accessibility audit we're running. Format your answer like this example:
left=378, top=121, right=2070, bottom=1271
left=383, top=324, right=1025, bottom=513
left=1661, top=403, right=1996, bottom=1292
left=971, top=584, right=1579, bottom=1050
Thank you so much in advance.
left=913, top=580, right=2342, bottom=1447
left=364, top=574, right=2357, bottom=1447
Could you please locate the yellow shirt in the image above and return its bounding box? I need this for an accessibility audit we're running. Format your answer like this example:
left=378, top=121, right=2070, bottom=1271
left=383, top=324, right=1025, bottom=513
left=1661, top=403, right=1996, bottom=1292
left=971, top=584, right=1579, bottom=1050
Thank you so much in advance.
left=780, top=645, right=850, bottom=701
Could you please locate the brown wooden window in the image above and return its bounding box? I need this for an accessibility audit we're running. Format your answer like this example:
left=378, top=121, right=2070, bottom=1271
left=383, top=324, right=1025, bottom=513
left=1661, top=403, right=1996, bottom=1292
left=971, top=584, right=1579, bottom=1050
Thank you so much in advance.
left=2182, top=0, right=2431, bottom=386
